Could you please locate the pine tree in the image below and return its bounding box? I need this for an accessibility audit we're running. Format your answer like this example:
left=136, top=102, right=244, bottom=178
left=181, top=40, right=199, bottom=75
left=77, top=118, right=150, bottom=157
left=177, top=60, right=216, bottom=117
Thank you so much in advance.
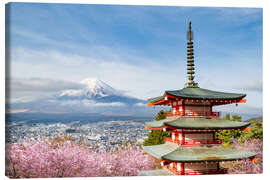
left=155, top=110, right=166, bottom=121
left=143, top=110, right=170, bottom=146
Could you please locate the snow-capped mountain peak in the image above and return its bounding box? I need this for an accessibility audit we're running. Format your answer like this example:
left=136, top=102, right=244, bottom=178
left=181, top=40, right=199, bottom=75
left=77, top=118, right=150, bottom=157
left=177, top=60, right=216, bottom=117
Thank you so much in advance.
left=80, top=78, right=119, bottom=97
left=59, top=78, right=121, bottom=99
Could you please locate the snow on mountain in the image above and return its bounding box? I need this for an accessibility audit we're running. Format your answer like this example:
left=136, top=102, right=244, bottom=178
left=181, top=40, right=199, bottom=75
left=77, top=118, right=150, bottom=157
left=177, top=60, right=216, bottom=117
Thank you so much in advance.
left=81, top=78, right=122, bottom=97
left=59, top=78, right=122, bottom=100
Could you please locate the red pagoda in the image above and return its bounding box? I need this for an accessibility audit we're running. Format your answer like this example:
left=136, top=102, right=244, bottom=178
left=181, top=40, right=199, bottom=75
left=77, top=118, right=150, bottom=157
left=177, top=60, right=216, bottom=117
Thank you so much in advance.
left=141, top=22, right=257, bottom=176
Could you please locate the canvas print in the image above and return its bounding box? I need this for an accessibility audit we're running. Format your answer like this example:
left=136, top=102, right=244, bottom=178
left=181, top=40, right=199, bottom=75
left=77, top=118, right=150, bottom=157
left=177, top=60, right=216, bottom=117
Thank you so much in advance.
left=5, top=3, right=262, bottom=178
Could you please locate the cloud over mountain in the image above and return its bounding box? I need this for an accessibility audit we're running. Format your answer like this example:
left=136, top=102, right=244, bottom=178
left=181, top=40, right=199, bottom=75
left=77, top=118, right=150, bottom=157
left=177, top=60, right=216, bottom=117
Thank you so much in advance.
left=7, top=78, right=84, bottom=92
left=7, top=77, right=148, bottom=115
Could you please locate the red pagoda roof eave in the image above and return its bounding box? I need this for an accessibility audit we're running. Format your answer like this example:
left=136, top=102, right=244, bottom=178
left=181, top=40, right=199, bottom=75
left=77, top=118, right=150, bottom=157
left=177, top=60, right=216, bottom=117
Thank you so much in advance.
left=162, top=125, right=249, bottom=131
left=143, top=150, right=170, bottom=163
left=144, top=150, right=256, bottom=163
left=148, top=97, right=246, bottom=106
left=145, top=125, right=172, bottom=131
left=145, top=126, right=249, bottom=131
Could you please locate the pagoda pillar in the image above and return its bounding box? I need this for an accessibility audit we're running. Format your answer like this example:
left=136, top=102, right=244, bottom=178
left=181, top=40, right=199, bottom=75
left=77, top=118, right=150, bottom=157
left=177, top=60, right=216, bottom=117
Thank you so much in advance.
left=175, top=105, right=180, bottom=115
left=180, top=163, right=185, bottom=175
left=217, top=162, right=220, bottom=171
left=181, top=130, right=185, bottom=145
left=182, top=101, right=185, bottom=116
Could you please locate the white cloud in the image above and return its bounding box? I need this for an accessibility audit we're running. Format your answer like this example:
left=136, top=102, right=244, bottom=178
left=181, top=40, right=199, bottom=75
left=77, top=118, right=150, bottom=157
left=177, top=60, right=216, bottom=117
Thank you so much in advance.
left=8, top=77, right=85, bottom=92
left=6, top=109, right=29, bottom=114
left=234, top=79, right=262, bottom=92
left=134, top=102, right=146, bottom=107
left=6, top=77, right=86, bottom=103
left=59, top=99, right=126, bottom=107
left=91, top=102, right=126, bottom=107
left=214, top=103, right=262, bottom=115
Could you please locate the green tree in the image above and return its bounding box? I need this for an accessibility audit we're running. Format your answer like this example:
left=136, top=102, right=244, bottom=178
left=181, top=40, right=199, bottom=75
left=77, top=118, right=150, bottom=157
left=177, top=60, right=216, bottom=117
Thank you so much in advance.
left=155, top=110, right=166, bottom=121
left=143, top=110, right=170, bottom=146
left=216, top=114, right=243, bottom=144
left=231, top=115, right=242, bottom=122
left=248, top=120, right=263, bottom=139
left=143, top=130, right=170, bottom=146
left=239, top=119, right=263, bottom=142
left=224, top=114, right=231, bottom=120
left=217, top=114, right=263, bottom=144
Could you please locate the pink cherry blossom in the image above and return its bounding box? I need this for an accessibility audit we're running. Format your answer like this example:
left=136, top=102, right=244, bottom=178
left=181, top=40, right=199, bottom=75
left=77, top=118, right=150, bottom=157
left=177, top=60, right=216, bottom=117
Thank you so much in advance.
left=5, top=137, right=157, bottom=178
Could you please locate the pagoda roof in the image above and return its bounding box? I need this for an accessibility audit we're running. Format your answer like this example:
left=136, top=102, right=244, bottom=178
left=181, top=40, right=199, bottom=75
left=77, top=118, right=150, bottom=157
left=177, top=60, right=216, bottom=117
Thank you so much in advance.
left=145, top=117, right=250, bottom=130
left=148, top=87, right=246, bottom=104
left=138, top=169, right=173, bottom=176
left=143, top=143, right=257, bottom=162
left=143, top=143, right=178, bottom=159
left=165, top=118, right=250, bottom=130
left=145, top=118, right=177, bottom=128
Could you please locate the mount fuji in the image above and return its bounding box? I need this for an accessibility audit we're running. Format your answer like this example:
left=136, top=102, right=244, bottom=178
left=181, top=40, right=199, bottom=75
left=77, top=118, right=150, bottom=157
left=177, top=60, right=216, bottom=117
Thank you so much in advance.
left=9, top=78, right=150, bottom=115
left=57, top=78, right=144, bottom=104
left=58, top=78, right=122, bottom=100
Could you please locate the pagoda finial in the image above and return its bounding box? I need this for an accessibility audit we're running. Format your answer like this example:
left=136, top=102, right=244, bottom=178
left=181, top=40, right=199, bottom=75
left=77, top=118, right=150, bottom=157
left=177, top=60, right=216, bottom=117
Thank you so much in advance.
left=184, top=21, right=199, bottom=88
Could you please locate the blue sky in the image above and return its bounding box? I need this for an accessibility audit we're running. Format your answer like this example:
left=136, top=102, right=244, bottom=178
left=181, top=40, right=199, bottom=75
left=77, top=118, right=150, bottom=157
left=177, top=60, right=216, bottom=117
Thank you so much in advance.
left=6, top=3, right=262, bottom=115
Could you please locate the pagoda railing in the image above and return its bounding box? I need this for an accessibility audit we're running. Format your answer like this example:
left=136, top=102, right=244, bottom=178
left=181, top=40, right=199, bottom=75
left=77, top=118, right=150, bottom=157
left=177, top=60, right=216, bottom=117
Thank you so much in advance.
left=165, top=137, right=223, bottom=145
left=167, top=167, right=228, bottom=175
left=165, top=111, right=220, bottom=118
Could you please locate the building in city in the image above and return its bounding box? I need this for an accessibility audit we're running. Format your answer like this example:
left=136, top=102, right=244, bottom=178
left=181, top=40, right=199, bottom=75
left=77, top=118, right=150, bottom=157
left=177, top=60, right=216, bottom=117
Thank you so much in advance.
left=142, top=22, right=257, bottom=175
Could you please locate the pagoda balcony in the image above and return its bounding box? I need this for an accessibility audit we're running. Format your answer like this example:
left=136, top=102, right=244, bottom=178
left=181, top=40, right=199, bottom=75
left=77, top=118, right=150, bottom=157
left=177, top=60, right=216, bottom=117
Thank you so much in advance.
left=165, top=111, right=220, bottom=118
left=165, top=137, right=223, bottom=145
left=167, top=167, right=228, bottom=175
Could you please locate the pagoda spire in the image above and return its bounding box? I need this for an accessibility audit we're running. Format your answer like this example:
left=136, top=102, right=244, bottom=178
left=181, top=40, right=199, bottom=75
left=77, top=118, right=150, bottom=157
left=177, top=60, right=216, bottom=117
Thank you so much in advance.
left=184, top=21, right=199, bottom=88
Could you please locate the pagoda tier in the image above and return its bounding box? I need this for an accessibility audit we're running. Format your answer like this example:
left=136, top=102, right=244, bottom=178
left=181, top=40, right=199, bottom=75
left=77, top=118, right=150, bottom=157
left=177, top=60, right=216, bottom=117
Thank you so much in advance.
left=147, top=87, right=246, bottom=118
left=145, top=117, right=250, bottom=131
left=143, top=143, right=256, bottom=175
left=148, top=87, right=246, bottom=105
left=143, top=143, right=256, bottom=163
